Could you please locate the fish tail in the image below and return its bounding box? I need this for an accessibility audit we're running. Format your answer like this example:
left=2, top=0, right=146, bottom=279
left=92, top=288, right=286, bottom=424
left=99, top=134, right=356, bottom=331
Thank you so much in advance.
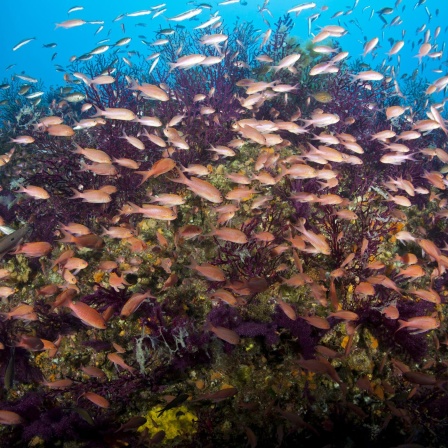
left=91, top=104, right=104, bottom=117
left=395, top=319, right=407, bottom=333
left=58, top=229, right=76, bottom=244
left=167, top=167, right=186, bottom=184
left=72, top=143, right=84, bottom=155
left=186, top=256, right=198, bottom=271
left=276, top=163, right=288, bottom=182
left=126, top=202, right=141, bottom=214
left=135, top=171, right=151, bottom=186
left=69, top=188, right=83, bottom=200
left=128, top=78, right=139, bottom=90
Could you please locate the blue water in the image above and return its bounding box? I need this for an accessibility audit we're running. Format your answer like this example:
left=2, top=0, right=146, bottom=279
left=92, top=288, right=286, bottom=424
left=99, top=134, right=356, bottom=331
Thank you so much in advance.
left=1, top=0, right=446, bottom=91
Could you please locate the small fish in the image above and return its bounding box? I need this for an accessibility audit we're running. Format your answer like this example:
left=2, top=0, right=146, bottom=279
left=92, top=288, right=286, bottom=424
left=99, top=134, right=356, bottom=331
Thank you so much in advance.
left=61, top=298, right=106, bottom=329
left=287, top=2, right=317, bottom=14
left=194, top=387, right=238, bottom=402
left=126, top=9, right=152, bottom=17
left=363, top=37, right=379, bottom=56
left=328, top=310, right=359, bottom=321
left=12, top=37, right=35, bottom=51
left=188, top=258, right=226, bottom=282
left=136, top=158, right=176, bottom=184
left=194, top=16, right=221, bottom=29
left=16, top=185, right=49, bottom=199
left=93, top=106, right=136, bottom=121
left=157, top=393, right=189, bottom=416
left=120, top=290, right=154, bottom=317
left=107, top=353, right=135, bottom=373
left=3, top=349, right=15, bottom=390
left=277, top=298, right=297, bottom=320
left=377, top=7, right=394, bottom=15
left=121, top=202, right=176, bottom=221
left=396, top=316, right=439, bottom=334
left=15, top=73, right=38, bottom=83
left=81, top=392, right=110, bottom=408
left=300, top=315, right=330, bottom=329
left=206, top=323, right=240, bottom=344
left=64, top=92, right=85, bottom=103
left=12, top=241, right=52, bottom=258
left=352, top=70, right=384, bottom=81
left=167, top=8, right=202, bottom=22
left=0, top=410, right=23, bottom=425
left=55, top=19, right=87, bottom=29
left=169, top=168, right=223, bottom=203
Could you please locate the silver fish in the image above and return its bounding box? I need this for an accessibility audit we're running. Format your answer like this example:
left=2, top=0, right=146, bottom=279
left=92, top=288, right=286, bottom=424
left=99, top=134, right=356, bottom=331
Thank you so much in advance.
left=0, top=225, right=30, bottom=259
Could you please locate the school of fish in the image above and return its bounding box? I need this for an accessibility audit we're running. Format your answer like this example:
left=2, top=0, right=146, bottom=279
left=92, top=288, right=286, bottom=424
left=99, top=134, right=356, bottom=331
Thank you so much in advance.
left=0, top=0, right=447, bottom=445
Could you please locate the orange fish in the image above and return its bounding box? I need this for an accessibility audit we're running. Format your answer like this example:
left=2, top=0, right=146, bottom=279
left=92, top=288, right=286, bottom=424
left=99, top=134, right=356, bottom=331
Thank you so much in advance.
left=300, top=315, right=330, bottom=330
left=61, top=298, right=106, bottom=329
left=408, top=288, right=441, bottom=304
left=188, top=258, right=226, bottom=282
left=15, top=335, right=44, bottom=351
left=12, top=242, right=52, bottom=257
left=42, top=379, right=73, bottom=389
left=176, top=225, right=203, bottom=240
left=122, top=202, right=177, bottom=221
left=81, top=392, right=110, bottom=408
left=59, top=222, right=91, bottom=236
left=225, top=187, right=258, bottom=202
left=328, top=310, right=359, bottom=321
left=397, top=265, right=425, bottom=279
left=81, top=365, right=107, bottom=379
left=59, top=231, right=104, bottom=249
left=69, top=188, right=111, bottom=204
left=107, top=352, right=136, bottom=373
left=47, top=124, right=75, bottom=136
left=396, top=316, right=439, bottom=334
left=63, top=257, right=89, bottom=271
left=169, top=168, right=223, bottom=203
left=93, top=106, right=136, bottom=121
left=121, top=290, right=154, bottom=317
left=253, top=231, right=275, bottom=242
left=0, top=303, right=35, bottom=321
left=206, top=323, right=240, bottom=345
left=354, top=282, right=375, bottom=296
left=101, top=226, right=134, bottom=239
left=0, top=410, right=23, bottom=425
left=16, top=185, right=49, bottom=199
left=295, top=218, right=331, bottom=255
left=37, top=285, right=59, bottom=296
left=73, top=144, right=111, bottom=164
left=277, top=298, right=297, bottom=320
left=136, top=158, right=176, bottom=185
left=50, top=249, right=75, bottom=269
left=207, top=227, right=248, bottom=244
left=109, top=272, right=130, bottom=292
left=381, top=305, right=400, bottom=320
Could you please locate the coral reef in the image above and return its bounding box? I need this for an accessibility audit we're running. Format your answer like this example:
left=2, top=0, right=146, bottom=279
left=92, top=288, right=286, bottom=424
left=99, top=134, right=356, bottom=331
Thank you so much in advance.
left=0, top=7, right=447, bottom=448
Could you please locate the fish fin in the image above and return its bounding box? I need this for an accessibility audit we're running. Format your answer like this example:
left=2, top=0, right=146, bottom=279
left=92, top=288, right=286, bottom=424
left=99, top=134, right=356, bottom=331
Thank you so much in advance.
left=125, top=202, right=141, bottom=214
left=69, top=188, right=83, bottom=200
left=91, top=104, right=104, bottom=117
left=135, top=170, right=151, bottom=186
left=395, top=319, right=407, bottom=333
left=167, top=167, right=187, bottom=184
left=58, top=229, right=76, bottom=244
